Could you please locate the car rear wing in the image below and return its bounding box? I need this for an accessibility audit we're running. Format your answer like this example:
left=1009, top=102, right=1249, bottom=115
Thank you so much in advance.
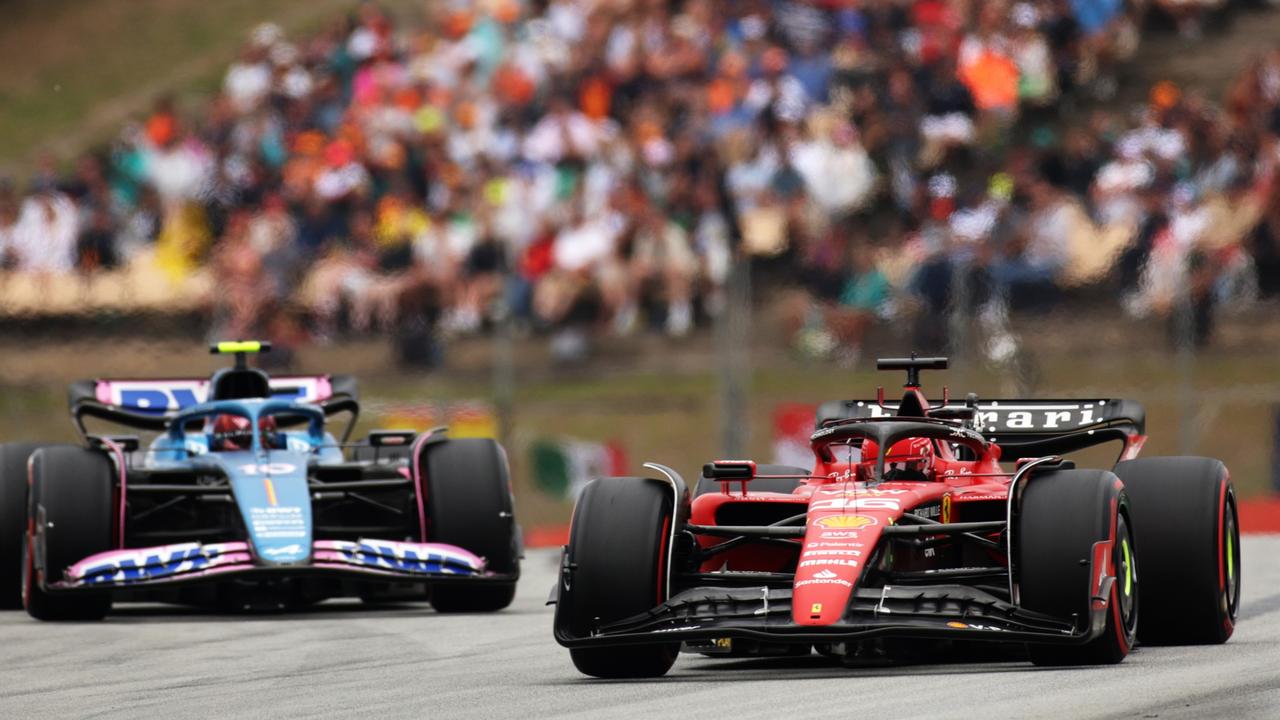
left=67, top=375, right=360, bottom=440
left=816, top=398, right=1146, bottom=462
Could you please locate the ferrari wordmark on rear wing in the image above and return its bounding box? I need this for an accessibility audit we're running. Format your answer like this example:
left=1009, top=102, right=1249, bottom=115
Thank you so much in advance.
left=817, top=398, right=1147, bottom=462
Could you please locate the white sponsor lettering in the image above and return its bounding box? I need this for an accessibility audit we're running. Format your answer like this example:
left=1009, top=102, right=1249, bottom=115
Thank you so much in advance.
left=249, top=506, right=306, bottom=539
left=238, top=462, right=298, bottom=475
left=1007, top=411, right=1033, bottom=429
left=804, top=549, right=862, bottom=557
left=795, top=578, right=853, bottom=588
left=810, top=497, right=900, bottom=511
left=799, top=558, right=859, bottom=568
left=1043, top=410, right=1071, bottom=429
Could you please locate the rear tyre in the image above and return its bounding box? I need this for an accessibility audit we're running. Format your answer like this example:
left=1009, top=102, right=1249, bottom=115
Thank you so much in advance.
left=1, top=442, right=55, bottom=609
left=23, top=447, right=114, bottom=621
left=693, top=464, right=809, bottom=497
left=560, top=477, right=679, bottom=678
left=1018, top=469, right=1137, bottom=666
left=423, top=438, right=519, bottom=613
left=1113, top=457, right=1239, bottom=645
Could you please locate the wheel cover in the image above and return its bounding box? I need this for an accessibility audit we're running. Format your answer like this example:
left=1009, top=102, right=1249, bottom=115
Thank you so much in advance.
left=1224, top=497, right=1240, bottom=617
left=1115, top=516, right=1138, bottom=631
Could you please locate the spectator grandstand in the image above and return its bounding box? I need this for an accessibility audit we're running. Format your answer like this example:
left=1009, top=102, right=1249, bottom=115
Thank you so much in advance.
left=0, top=0, right=1275, bottom=362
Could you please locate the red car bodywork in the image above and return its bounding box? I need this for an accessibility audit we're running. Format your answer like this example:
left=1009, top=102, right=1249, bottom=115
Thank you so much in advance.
left=691, top=384, right=1146, bottom=631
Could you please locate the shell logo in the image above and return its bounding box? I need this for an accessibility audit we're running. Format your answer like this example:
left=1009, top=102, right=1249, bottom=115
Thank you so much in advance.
left=815, top=515, right=876, bottom=529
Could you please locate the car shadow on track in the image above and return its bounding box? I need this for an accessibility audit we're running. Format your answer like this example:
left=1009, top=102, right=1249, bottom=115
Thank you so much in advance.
left=547, top=654, right=1098, bottom=685
left=87, top=601, right=544, bottom=624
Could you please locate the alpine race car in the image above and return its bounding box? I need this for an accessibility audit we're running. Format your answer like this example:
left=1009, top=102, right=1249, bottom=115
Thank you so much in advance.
left=0, top=341, right=520, bottom=620
left=552, top=356, right=1240, bottom=677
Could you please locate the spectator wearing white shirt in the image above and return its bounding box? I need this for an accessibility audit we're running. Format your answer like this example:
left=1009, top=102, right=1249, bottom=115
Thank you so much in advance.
left=6, top=183, right=79, bottom=274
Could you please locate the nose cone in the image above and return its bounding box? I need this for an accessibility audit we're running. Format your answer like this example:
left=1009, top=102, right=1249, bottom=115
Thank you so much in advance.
left=219, top=451, right=314, bottom=565
left=792, top=513, right=882, bottom=625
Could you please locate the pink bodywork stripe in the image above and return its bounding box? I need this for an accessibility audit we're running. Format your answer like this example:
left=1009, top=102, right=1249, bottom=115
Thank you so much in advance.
left=409, top=430, right=439, bottom=542
left=95, top=436, right=130, bottom=548
left=314, top=376, right=332, bottom=402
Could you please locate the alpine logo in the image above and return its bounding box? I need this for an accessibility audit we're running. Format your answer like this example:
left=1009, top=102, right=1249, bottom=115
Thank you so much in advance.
left=261, top=544, right=304, bottom=557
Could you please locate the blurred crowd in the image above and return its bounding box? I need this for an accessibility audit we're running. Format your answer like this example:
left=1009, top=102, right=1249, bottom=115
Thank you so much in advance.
left=0, top=0, right=1276, bottom=362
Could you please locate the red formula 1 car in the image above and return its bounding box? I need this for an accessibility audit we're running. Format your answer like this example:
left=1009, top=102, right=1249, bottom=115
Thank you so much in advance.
left=552, top=356, right=1240, bottom=678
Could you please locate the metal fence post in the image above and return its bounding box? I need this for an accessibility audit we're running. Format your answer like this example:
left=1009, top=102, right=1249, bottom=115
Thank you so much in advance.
left=718, top=253, right=751, bottom=458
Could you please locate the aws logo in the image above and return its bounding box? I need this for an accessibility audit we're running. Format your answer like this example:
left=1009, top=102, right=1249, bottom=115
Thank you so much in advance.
left=815, top=515, right=876, bottom=529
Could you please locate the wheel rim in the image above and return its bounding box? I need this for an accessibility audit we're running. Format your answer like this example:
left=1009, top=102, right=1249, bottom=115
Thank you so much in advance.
left=1224, top=495, right=1240, bottom=618
left=1115, top=515, right=1138, bottom=632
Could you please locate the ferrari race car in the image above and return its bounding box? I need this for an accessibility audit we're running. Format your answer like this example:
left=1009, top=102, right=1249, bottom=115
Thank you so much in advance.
left=552, top=356, right=1240, bottom=677
left=0, top=341, right=520, bottom=620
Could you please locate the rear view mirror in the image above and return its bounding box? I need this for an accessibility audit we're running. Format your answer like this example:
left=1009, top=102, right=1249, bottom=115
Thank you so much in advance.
left=702, top=460, right=756, bottom=480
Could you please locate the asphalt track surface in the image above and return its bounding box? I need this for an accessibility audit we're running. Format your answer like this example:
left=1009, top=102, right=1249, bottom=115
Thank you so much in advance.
left=2, top=539, right=1278, bottom=720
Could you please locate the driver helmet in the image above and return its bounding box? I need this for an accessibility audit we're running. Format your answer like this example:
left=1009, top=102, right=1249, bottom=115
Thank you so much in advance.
left=210, top=414, right=279, bottom=451
left=860, top=437, right=934, bottom=480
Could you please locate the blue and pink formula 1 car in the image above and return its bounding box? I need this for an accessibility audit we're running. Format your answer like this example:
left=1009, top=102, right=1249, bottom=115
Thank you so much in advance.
left=0, top=342, right=520, bottom=620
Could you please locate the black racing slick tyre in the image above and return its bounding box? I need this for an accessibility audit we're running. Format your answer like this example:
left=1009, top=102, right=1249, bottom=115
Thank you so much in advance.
left=1113, top=457, right=1239, bottom=645
left=1017, top=469, right=1137, bottom=666
left=424, top=438, right=519, bottom=613
left=693, top=464, right=809, bottom=497
left=23, top=447, right=113, bottom=621
left=560, top=477, right=679, bottom=678
left=1, top=443, right=55, bottom=609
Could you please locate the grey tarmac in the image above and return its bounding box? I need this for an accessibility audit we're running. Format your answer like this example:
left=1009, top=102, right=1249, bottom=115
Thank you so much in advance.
left=2, top=538, right=1278, bottom=720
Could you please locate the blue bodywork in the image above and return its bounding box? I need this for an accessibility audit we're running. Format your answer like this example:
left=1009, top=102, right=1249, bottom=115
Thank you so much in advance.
left=145, top=399, right=342, bottom=565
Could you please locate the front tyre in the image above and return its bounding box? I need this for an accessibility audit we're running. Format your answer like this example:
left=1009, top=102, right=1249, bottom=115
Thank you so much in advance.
left=1, top=442, right=59, bottom=609
left=1113, top=457, right=1239, bottom=644
left=1018, top=469, right=1137, bottom=665
left=24, top=447, right=114, bottom=621
left=423, top=438, right=519, bottom=613
left=558, top=477, right=679, bottom=678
